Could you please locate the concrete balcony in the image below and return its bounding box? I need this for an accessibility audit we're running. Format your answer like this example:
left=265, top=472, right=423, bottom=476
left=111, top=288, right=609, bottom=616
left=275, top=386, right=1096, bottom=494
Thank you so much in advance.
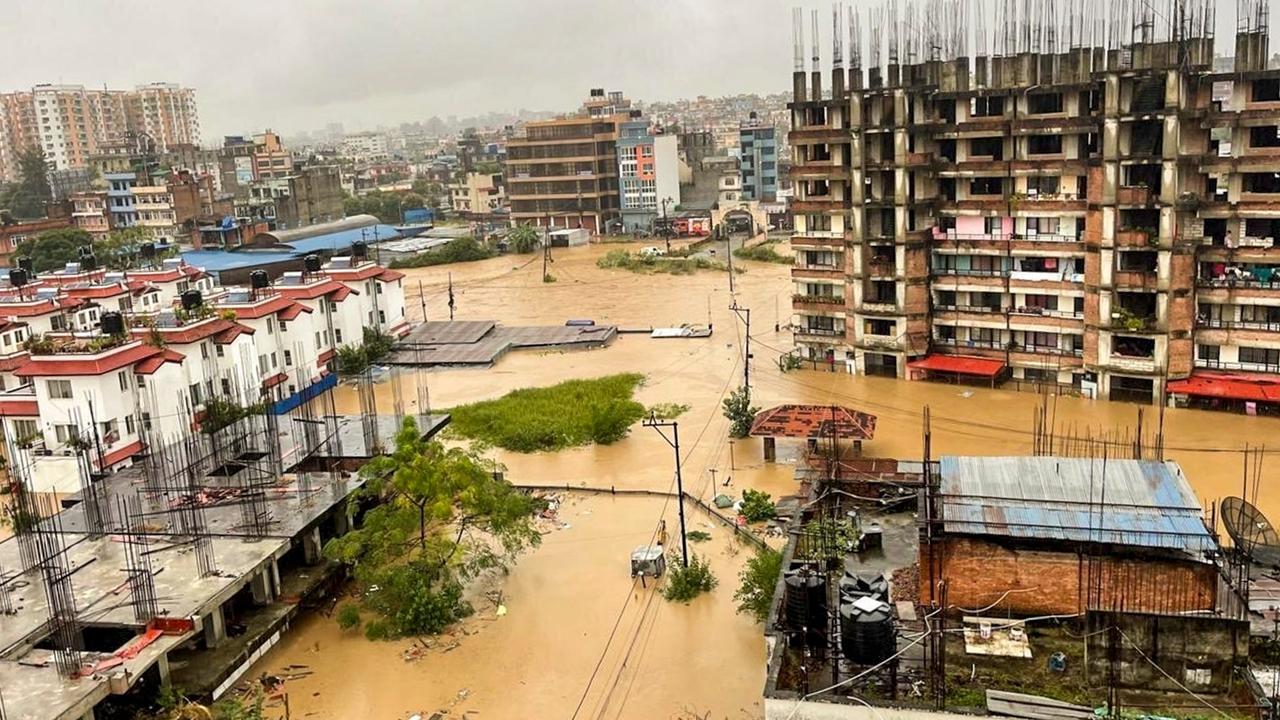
left=792, top=265, right=844, bottom=280
left=1114, top=229, right=1157, bottom=248
left=858, top=301, right=904, bottom=315
left=792, top=294, right=846, bottom=313
left=794, top=326, right=846, bottom=344
left=1104, top=352, right=1159, bottom=374
left=1112, top=269, right=1160, bottom=291
left=1117, top=185, right=1155, bottom=205
left=791, top=230, right=845, bottom=248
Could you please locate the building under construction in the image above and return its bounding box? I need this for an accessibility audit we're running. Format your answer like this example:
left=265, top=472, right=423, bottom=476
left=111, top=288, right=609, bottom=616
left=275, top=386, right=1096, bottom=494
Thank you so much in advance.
left=0, top=364, right=445, bottom=720
left=789, top=0, right=1280, bottom=408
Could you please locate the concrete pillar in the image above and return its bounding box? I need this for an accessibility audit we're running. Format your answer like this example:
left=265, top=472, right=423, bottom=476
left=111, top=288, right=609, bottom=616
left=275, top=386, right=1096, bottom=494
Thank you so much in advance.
left=333, top=508, right=351, bottom=537
left=270, top=559, right=282, bottom=598
left=250, top=570, right=272, bottom=606
left=203, top=606, right=226, bottom=649
left=303, top=526, right=323, bottom=565
left=156, top=653, right=172, bottom=687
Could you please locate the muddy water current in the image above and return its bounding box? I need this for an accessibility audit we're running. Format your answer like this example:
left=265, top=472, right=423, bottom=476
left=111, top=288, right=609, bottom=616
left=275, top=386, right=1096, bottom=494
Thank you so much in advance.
left=249, top=241, right=1280, bottom=719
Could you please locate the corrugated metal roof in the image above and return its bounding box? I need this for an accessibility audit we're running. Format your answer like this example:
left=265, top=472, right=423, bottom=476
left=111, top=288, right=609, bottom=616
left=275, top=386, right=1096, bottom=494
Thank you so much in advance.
left=938, top=456, right=1213, bottom=556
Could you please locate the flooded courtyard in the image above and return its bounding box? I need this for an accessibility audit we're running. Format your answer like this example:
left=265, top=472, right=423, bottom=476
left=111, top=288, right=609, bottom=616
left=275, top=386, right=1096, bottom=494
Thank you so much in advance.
left=249, top=241, right=1280, bottom=719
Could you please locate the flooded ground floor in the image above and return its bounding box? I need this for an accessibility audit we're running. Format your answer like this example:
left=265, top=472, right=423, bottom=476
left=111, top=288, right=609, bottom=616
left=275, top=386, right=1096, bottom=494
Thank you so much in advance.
left=249, top=241, right=1280, bottom=718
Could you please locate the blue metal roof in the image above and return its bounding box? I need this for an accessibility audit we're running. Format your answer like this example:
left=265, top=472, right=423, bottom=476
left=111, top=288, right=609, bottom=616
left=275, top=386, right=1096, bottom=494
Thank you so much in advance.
left=277, top=223, right=400, bottom=255
left=181, top=249, right=299, bottom=273
left=938, top=456, right=1215, bottom=557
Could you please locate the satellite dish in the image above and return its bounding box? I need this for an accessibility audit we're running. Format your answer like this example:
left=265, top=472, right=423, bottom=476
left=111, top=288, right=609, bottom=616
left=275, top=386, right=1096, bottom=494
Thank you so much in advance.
left=1221, top=496, right=1280, bottom=566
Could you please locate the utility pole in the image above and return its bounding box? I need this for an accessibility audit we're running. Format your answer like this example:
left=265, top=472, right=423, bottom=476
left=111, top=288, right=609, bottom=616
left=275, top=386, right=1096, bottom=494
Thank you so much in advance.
left=643, top=416, right=688, bottom=567
left=417, top=279, right=427, bottom=322
left=731, top=303, right=751, bottom=390
left=726, top=223, right=736, bottom=294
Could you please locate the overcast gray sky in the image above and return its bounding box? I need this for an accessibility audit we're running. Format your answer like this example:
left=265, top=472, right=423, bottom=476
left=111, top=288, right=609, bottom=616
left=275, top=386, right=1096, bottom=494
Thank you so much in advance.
left=1, top=1, right=1266, bottom=141
left=0, top=0, right=795, bottom=139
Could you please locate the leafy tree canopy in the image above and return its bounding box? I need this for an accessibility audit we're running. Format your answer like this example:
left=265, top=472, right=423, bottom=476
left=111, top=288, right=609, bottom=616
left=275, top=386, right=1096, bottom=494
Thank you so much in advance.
left=0, top=147, right=52, bottom=219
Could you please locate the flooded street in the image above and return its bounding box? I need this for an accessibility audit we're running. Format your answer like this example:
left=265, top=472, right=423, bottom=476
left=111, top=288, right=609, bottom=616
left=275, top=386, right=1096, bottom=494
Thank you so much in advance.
left=252, top=241, right=1280, bottom=718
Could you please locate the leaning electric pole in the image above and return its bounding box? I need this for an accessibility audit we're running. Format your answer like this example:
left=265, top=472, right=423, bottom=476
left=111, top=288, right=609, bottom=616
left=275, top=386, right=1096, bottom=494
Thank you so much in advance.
left=643, top=415, right=688, bottom=567
left=731, top=303, right=752, bottom=391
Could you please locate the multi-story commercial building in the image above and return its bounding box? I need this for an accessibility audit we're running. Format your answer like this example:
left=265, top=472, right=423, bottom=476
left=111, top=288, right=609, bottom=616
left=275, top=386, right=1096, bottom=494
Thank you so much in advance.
left=69, top=191, right=110, bottom=238
left=616, top=120, right=680, bottom=232
left=253, top=130, right=294, bottom=180
left=340, top=132, right=389, bottom=163
left=0, top=83, right=198, bottom=181
left=788, top=8, right=1280, bottom=407
left=449, top=172, right=506, bottom=215
left=739, top=113, right=778, bottom=201
left=241, top=165, right=344, bottom=230
left=506, top=89, right=632, bottom=232
left=133, top=184, right=179, bottom=242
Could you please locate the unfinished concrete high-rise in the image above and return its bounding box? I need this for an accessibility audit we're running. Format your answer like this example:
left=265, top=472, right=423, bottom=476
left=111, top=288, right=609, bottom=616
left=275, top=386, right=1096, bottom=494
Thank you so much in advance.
left=790, top=0, right=1280, bottom=408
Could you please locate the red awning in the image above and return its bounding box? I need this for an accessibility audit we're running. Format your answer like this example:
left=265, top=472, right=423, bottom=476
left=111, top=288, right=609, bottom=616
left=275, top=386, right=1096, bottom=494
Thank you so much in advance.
left=262, top=372, right=288, bottom=389
left=908, top=354, right=1006, bottom=377
left=1167, top=372, right=1280, bottom=403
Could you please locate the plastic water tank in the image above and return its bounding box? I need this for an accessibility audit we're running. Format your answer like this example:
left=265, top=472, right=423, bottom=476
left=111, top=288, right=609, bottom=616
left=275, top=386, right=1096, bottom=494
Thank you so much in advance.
left=100, top=311, right=125, bottom=336
left=784, top=567, right=829, bottom=647
left=180, top=290, right=203, bottom=311
left=840, top=597, right=895, bottom=665
left=304, top=254, right=322, bottom=273
left=250, top=269, right=270, bottom=289
left=839, top=571, right=889, bottom=604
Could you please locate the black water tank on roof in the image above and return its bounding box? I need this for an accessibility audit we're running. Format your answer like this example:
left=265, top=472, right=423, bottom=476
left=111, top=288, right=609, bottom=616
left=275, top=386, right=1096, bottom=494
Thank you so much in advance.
left=140, top=243, right=155, bottom=259
left=351, top=241, right=368, bottom=259
left=16, top=256, right=32, bottom=273
left=9, top=268, right=27, bottom=287
left=80, top=253, right=96, bottom=271
left=181, top=289, right=203, bottom=311
left=100, top=311, right=125, bottom=336
left=250, top=269, right=270, bottom=289
left=839, top=599, right=895, bottom=665
left=304, top=254, right=322, bottom=273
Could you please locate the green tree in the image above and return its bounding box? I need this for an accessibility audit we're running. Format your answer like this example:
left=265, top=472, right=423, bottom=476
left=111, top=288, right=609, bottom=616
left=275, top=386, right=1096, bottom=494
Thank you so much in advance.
left=662, top=551, right=718, bottom=603
left=324, top=417, right=541, bottom=638
left=734, top=547, right=783, bottom=622
left=15, top=227, right=92, bottom=272
left=507, top=224, right=541, bottom=254
left=739, top=489, right=777, bottom=523
left=722, top=386, right=759, bottom=439
left=0, top=147, right=52, bottom=219
left=96, top=226, right=154, bottom=270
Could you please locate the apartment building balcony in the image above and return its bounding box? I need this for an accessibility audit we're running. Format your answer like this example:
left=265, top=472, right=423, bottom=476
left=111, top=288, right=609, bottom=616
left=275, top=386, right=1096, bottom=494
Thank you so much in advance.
left=794, top=325, right=846, bottom=344
left=862, top=258, right=898, bottom=279
left=790, top=197, right=846, bottom=213
left=1102, top=351, right=1161, bottom=375
left=1010, top=115, right=1097, bottom=134
left=792, top=294, right=846, bottom=312
left=857, top=334, right=906, bottom=352
left=1117, top=185, right=1155, bottom=206
left=857, top=300, right=904, bottom=315
left=1195, top=276, right=1280, bottom=302
left=1199, top=154, right=1280, bottom=174
left=1114, top=229, right=1158, bottom=248
left=939, top=198, right=1008, bottom=213
left=791, top=263, right=844, bottom=281
left=905, top=151, right=934, bottom=167
left=1112, top=269, right=1160, bottom=291
left=1195, top=358, right=1280, bottom=375
left=1195, top=322, right=1280, bottom=347
left=1007, top=308, right=1087, bottom=331
left=933, top=306, right=1007, bottom=328
left=791, top=229, right=845, bottom=248
left=1012, top=193, right=1088, bottom=213
left=1198, top=243, right=1280, bottom=263
left=790, top=162, right=847, bottom=180
left=931, top=232, right=1086, bottom=254
left=789, top=127, right=849, bottom=144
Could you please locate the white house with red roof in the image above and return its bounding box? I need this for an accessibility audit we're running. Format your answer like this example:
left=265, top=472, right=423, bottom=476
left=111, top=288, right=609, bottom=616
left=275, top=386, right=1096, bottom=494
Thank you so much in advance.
left=211, top=289, right=325, bottom=406
left=14, top=338, right=185, bottom=491
left=321, top=256, right=408, bottom=338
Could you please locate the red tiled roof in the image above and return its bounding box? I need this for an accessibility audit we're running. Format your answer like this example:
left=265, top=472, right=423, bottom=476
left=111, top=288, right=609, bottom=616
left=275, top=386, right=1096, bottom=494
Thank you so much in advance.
left=61, top=283, right=129, bottom=300
left=15, top=343, right=173, bottom=377
left=749, top=404, right=877, bottom=440
left=95, top=439, right=144, bottom=469
left=0, top=352, right=30, bottom=372
left=212, top=324, right=252, bottom=345
left=1167, top=372, right=1280, bottom=403
left=278, top=302, right=312, bottom=321
left=323, top=264, right=384, bottom=281
left=219, top=294, right=312, bottom=320
left=907, top=354, right=1006, bottom=378
left=131, top=318, right=254, bottom=345
left=376, top=268, right=405, bottom=282
left=274, top=279, right=358, bottom=302
left=0, top=397, right=39, bottom=417
left=0, top=298, right=85, bottom=317
left=317, top=348, right=336, bottom=365
left=134, top=348, right=185, bottom=375
left=388, top=320, right=411, bottom=338
left=37, top=269, right=108, bottom=286
left=262, top=372, right=288, bottom=389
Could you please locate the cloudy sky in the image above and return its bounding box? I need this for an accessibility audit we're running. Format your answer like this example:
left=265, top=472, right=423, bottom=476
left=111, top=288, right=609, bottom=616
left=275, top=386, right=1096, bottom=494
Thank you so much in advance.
left=0, top=0, right=797, bottom=139
left=0, top=0, right=1265, bottom=140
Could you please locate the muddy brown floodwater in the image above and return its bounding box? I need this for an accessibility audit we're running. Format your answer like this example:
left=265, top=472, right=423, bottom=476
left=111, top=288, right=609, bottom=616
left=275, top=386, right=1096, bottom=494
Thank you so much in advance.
left=250, top=241, right=1280, bottom=719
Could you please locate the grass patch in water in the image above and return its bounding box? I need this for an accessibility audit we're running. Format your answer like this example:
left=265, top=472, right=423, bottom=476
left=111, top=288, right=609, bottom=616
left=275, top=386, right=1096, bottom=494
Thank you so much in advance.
left=445, top=373, right=650, bottom=452
left=596, top=249, right=741, bottom=276
left=733, top=242, right=794, bottom=264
